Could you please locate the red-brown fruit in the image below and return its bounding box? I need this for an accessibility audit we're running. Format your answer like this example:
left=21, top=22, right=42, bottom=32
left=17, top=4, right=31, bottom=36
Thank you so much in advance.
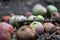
left=50, top=26, right=57, bottom=34
left=0, top=30, right=11, bottom=40
left=1, top=16, right=10, bottom=22
left=0, top=22, right=14, bottom=35
left=55, top=26, right=60, bottom=35
left=51, top=12, right=60, bottom=20
left=43, top=22, right=55, bottom=32
left=16, top=26, right=35, bottom=40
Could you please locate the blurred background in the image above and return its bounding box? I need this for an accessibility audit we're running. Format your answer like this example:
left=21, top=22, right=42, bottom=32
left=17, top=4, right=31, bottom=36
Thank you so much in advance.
left=0, top=0, right=60, bottom=17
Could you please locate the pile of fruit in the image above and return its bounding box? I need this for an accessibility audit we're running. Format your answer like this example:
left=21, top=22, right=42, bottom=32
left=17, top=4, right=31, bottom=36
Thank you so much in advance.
left=0, top=4, right=60, bottom=40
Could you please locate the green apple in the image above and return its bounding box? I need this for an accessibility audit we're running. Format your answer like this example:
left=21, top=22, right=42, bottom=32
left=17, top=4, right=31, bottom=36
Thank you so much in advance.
left=36, top=15, right=44, bottom=21
left=26, top=15, right=37, bottom=25
left=32, top=4, right=47, bottom=16
left=9, top=15, right=27, bottom=27
left=47, top=5, right=58, bottom=14
left=30, top=21, right=44, bottom=34
left=27, top=15, right=37, bottom=21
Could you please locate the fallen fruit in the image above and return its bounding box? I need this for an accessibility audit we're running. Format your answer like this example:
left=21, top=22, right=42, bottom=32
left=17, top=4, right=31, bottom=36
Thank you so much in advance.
left=0, top=22, right=14, bottom=35
left=1, top=16, right=10, bottom=22
left=16, top=26, right=35, bottom=40
left=9, top=15, right=27, bottom=27
left=43, top=22, right=55, bottom=32
left=51, top=12, right=60, bottom=21
left=32, top=4, right=47, bottom=16
left=0, top=30, right=11, bottom=40
left=36, top=15, right=44, bottom=21
left=27, top=15, right=37, bottom=21
left=30, top=21, right=44, bottom=34
left=47, top=5, right=58, bottom=14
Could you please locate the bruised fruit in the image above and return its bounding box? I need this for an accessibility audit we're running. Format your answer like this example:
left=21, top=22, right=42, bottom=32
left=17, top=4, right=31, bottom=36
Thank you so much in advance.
left=51, top=12, right=60, bottom=20
left=30, top=21, right=44, bottom=34
left=26, top=15, right=37, bottom=25
left=27, top=15, right=36, bottom=20
left=16, top=26, right=35, bottom=40
left=1, top=16, right=10, bottom=22
left=51, top=12, right=60, bottom=18
left=0, top=22, right=14, bottom=35
left=47, top=5, right=58, bottom=14
left=9, top=15, right=27, bottom=27
left=36, top=15, right=44, bottom=21
left=50, top=26, right=57, bottom=34
left=32, top=4, right=47, bottom=16
left=0, top=30, right=11, bottom=40
left=55, top=26, right=60, bottom=34
left=43, top=22, right=55, bottom=32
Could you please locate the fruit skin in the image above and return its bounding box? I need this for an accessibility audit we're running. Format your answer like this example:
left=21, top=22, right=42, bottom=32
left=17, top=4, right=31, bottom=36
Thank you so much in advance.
left=9, top=15, right=27, bottom=27
left=1, top=16, right=10, bottom=22
left=9, top=16, right=16, bottom=25
left=27, top=15, right=37, bottom=21
left=43, top=22, right=55, bottom=32
left=47, top=5, right=58, bottom=14
left=0, top=30, right=11, bottom=40
left=23, top=11, right=32, bottom=17
left=50, top=26, right=56, bottom=34
left=51, top=12, right=59, bottom=18
left=50, top=25, right=60, bottom=34
left=16, top=26, right=35, bottom=40
left=0, top=22, right=14, bottom=35
left=30, top=21, right=44, bottom=34
left=26, top=15, right=37, bottom=25
left=36, top=15, right=44, bottom=21
left=32, top=4, right=47, bottom=16
left=51, top=12, right=60, bottom=21
left=55, top=26, right=60, bottom=35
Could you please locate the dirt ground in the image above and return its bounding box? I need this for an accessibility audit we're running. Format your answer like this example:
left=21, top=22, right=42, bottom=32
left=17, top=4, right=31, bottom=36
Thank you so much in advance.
left=0, top=0, right=60, bottom=17
left=0, top=0, right=50, bottom=17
